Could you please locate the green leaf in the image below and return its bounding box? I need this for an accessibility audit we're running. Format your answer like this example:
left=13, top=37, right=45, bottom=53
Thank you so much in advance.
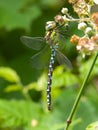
left=0, top=0, right=42, bottom=30
left=0, top=100, right=41, bottom=129
left=86, top=121, right=98, bottom=130
left=0, top=99, right=66, bottom=130
left=0, top=67, right=20, bottom=83
left=4, top=84, right=22, bottom=92
left=53, top=66, right=79, bottom=87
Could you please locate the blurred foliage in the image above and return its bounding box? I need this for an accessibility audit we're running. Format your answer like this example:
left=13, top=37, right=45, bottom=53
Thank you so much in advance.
left=0, top=0, right=41, bottom=30
left=0, top=0, right=98, bottom=130
left=86, top=121, right=98, bottom=130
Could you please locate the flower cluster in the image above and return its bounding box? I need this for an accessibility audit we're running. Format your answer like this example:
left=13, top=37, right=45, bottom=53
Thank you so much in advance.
left=70, top=35, right=98, bottom=57
left=66, top=0, right=98, bottom=57
left=68, top=0, right=91, bottom=17
left=71, top=12, right=98, bottom=57
left=45, top=0, right=98, bottom=57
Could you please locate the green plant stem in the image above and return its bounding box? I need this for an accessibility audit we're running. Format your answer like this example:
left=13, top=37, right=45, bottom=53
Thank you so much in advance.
left=22, top=87, right=33, bottom=101
left=19, top=82, right=32, bottom=101
left=64, top=52, right=98, bottom=130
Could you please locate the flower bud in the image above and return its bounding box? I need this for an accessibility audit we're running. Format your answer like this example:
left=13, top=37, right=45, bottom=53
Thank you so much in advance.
left=85, top=27, right=92, bottom=35
left=70, top=35, right=80, bottom=44
left=78, top=22, right=87, bottom=31
left=93, top=0, right=98, bottom=4
left=61, top=8, right=68, bottom=14
left=91, top=12, right=98, bottom=27
left=91, top=35, right=98, bottom=44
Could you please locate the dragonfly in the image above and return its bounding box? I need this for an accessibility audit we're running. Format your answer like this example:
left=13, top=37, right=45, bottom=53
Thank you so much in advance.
left=20, top=21, right=72, bottom=111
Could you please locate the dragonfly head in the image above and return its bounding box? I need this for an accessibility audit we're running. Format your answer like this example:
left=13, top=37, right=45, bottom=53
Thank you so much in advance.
left=45, top=21, right=56, bottom=31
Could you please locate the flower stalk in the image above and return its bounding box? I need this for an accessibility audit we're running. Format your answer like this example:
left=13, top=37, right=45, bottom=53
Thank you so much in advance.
left=64, top=52, right=98, bottom=130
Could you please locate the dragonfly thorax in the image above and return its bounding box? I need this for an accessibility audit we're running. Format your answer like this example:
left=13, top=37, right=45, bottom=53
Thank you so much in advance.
left=45, top=29, right=59, bottom=47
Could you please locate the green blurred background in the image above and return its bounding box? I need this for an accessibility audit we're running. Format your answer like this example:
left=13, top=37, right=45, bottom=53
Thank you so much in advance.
left=0, top=0, right=98, bottom=130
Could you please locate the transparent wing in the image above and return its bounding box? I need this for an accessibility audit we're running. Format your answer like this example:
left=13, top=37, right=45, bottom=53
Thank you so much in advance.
left=30, top=46, right=51, bottom=69
left=56, top=50, right=72, bottom=69
left=57, top=33, right=67, bottom=50
left=56, top=25, right=69, bottom=50
left=20, top=36, right=45, bottom=50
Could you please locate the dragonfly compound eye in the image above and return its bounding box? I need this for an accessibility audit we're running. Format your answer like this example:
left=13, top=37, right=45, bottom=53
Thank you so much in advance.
left=45, top=21, right=56, bottom=31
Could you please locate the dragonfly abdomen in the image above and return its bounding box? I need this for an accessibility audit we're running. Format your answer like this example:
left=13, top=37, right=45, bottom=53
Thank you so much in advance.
left=47, top=47, right=56, bottom=111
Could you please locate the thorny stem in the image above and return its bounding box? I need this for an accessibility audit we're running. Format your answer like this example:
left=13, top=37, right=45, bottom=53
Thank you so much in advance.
left=64, top=52, right=98, bottom=130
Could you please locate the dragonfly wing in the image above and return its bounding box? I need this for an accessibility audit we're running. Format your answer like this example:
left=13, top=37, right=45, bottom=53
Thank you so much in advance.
left=56, top=25, right=69, bottom=50
left=56, top=49, right=72, bottom=69
left=20, top=36, right=45, bottom=50
left=57, top=33, right=67, bottom=50
left=30, top=45, right=51, bottom=69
